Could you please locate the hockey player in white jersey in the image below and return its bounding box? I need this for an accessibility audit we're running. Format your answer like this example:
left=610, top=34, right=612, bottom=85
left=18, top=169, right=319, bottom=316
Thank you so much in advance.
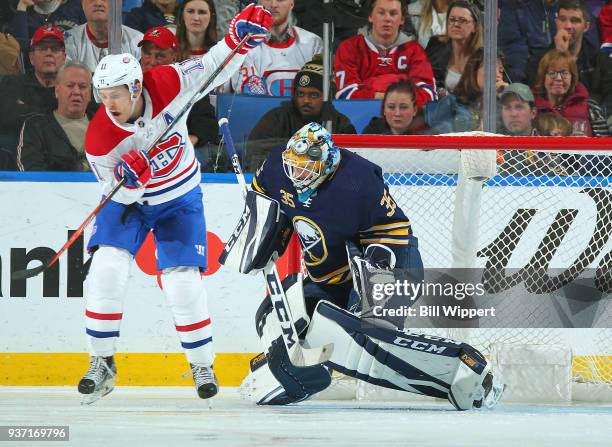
left=77, top=3, right=272, bottom=404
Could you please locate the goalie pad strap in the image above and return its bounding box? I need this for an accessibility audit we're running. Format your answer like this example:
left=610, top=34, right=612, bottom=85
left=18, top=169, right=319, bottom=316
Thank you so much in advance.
left=219, top=190, right=292, bottom=274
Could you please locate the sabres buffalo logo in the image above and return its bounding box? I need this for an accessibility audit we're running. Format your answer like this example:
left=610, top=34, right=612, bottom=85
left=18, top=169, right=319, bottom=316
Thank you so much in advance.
left=147, top=132, right=185, bottom=177
left=293, top=217, right=327, bottom=266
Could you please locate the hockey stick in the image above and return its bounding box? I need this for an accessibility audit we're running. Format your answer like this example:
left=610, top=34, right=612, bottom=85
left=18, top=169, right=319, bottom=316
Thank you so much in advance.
left=11, top=34, right=254, bottom=281
left=218, top=118, right=333, bottom=367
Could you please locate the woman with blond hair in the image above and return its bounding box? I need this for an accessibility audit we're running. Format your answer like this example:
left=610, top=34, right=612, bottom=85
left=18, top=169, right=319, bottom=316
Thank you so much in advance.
left=424, top=0, right=483, bottom=95
left=532, top=49, right=592, bottom=136
left=408, top=0, right=451, bottom=48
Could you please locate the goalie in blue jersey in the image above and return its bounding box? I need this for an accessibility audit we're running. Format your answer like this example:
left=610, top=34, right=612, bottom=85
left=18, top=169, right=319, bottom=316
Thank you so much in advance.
left=221, top=122, right=504, bottom=410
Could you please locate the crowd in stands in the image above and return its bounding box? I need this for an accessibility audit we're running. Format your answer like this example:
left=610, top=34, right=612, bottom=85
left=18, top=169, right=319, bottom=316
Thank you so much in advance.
left=0, top=0, right=610, bottom=174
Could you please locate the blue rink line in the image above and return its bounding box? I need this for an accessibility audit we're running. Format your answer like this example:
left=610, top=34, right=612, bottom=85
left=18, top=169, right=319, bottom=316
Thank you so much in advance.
left=0, top=172, right=255, bottom=184
left=1, top=171, right=609, bottom=187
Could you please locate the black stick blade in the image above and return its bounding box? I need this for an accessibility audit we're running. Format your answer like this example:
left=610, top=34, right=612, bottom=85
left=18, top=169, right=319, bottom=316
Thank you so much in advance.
left=11, top=263, right=48, bottom=280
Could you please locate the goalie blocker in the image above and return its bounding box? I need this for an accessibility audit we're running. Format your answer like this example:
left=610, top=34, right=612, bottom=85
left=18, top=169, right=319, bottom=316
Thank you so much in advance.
left=219, top=190, right=293, bottom=274
left=240, top=274, right=504, bottom=410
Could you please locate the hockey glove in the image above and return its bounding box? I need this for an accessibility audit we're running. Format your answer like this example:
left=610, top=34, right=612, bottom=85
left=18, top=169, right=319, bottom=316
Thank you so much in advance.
left=225, top=3, right=272, bottom=54
left=114, top=150, right=153, bottom=189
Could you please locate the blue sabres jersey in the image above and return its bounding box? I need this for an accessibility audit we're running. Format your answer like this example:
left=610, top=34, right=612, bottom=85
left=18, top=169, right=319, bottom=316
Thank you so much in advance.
left=252, top=147, right=412, bottom=285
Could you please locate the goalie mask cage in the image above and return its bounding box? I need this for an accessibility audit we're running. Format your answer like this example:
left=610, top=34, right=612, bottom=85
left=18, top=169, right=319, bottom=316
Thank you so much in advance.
left=313, top=133, right=612, bottom=404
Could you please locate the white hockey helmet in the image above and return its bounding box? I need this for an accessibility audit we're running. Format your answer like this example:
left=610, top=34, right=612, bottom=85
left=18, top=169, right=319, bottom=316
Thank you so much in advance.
left=92, top=53, right=143, bottom=103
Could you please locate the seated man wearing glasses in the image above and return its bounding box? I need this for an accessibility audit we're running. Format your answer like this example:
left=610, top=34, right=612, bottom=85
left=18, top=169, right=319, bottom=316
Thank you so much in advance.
left=245, top=55, right=356, bottom=172
left=0, top=25, right=67, bottom=154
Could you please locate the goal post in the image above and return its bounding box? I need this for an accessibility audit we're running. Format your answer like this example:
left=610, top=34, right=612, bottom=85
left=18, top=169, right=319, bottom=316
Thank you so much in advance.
left=316, top=133, right=612, bottom=403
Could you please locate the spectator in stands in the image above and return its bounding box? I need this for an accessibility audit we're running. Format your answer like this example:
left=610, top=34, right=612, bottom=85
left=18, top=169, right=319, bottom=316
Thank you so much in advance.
left=65, top=0, right=143, bottom=72
left=0, top=25, right=65, bottom=151
left=525, top=0, right=612, bottom=116
left=533, top=49, right=592, bottom=136
left=362, top=79, right=425, bottom=134
left=423, top=48, right=508, bottom=133
left=601, top=1, right=612, bottom=55
left=8, top=0, right=85, bottom=64
left=136, top=25, right=220, bottom=170
left=175, top=0, right=218, bottom=61
left=408, top=0, right=450, bottom=48
left=498, top=0, right=602, bottom=83
left=499, top=83, right=538, bottom=136
left=246, top=56, right=356, bottom=171
left=16, top=61, right=93, bottom=170
left=0, top=2, right=16, bottom=31
left=125, top=0, right=178, bottom=33
left=227, top=0, right=322, bottom=96
left=0, top=32, right=22, bottom=75
left=212, top=0, right=238, bottom=40
left=425, top=0, right=483, bottom=96
left=536, top=112, right=573, bottom=136
left=138, top=25, right=178, bottom=71
left=334, top=0, right=436, bottom=107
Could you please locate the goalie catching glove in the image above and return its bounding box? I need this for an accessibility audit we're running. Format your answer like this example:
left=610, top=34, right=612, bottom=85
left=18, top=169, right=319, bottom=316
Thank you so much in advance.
left=114, top=150, right=153, bottom=189
left=225, top=3, right=273, bottom=54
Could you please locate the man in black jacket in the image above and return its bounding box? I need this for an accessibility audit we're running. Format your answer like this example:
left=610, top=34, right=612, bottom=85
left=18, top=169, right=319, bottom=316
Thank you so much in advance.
left=246, top=56, right=357, bottom=172
left=0, top=25, right=66, bottom=152
left=16, top=60, right=93, bottom=171
left=125, top=0, right=177, bottom=33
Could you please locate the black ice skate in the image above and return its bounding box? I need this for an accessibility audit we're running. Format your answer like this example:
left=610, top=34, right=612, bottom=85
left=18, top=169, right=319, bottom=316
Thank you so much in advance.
left=78, top=356, right=116, bottom=405
left=187, top=364, right=219, bottom=400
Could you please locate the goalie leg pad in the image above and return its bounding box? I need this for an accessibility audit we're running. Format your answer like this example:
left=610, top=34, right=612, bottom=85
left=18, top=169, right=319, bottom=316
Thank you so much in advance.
left=244, top=273, right=331, bottom=405
left=305, top=301, right=501, bottom=410
left=219, top=190, right=293, bottom=274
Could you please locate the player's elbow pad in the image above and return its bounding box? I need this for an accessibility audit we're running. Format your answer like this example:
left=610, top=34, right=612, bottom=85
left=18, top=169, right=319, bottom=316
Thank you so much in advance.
left=219, top=190, right=293, bottom=274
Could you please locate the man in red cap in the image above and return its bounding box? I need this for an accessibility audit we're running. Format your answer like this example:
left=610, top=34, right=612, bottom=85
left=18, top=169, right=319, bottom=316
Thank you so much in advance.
left=138, top=26, right=178, bottom=72
left=0, top=25, right=67, bottom=157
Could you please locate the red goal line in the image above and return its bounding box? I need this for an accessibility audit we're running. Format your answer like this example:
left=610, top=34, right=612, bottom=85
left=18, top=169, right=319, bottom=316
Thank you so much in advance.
left=333, top=134, right=612, bottom=151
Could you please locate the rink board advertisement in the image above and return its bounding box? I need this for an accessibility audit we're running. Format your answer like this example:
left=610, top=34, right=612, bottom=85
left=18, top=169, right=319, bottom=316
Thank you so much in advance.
left=1, top=174, right=611, bottom=385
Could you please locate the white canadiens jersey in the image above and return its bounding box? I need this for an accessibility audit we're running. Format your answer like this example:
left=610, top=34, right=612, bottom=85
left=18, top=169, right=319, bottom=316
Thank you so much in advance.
left=229, top=26, right=322, bottom=96
left=85, top=41, right=245, bottom=206
left=65, top=24, right=143, bottom=72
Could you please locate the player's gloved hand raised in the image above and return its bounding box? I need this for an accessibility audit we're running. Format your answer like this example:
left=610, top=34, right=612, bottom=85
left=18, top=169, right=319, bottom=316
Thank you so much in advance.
left=114, top=150, right=153, bottom=189
left=225, top=3, right=272, bottom=54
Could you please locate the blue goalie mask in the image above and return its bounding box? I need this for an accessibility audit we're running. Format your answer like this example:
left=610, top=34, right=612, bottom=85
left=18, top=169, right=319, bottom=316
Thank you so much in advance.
left=282, top=123, right=341, bottom=201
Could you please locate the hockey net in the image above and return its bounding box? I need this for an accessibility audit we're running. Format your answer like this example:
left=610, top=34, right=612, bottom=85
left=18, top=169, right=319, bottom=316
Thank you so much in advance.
left=319, top=133, right=612, bottom=403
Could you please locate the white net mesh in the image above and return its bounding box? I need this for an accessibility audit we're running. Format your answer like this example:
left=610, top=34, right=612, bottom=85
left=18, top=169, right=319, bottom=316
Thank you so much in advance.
left=331, top=132, right=612, bottom=402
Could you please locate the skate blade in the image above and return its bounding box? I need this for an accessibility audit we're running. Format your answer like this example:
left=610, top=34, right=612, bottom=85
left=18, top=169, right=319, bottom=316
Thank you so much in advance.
left=202, top=398, right=213, bottom=410
left=80, top=386, right=114, bottom=406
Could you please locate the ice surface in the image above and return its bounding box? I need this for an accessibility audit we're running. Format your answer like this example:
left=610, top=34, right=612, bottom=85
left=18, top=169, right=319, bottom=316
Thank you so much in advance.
left=1, top=387, right=611, bottom=447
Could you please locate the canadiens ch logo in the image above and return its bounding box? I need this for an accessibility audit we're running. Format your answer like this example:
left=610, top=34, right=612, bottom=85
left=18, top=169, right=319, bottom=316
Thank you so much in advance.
left=147, top=131, right=185, bottom=177
left=293, top=216, right=327, bottom=266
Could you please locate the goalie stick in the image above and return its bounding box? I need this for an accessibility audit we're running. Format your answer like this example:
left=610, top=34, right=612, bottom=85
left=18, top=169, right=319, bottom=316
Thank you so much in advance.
left=218, top=118, right=333, bottom=367
left=11, top=34, right=254, bottom=281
